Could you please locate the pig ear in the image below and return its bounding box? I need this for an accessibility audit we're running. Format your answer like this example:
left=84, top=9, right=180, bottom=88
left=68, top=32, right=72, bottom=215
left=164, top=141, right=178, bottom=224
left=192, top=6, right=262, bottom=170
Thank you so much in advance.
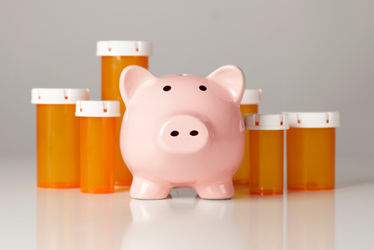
left=206, top=65, right=245, bottom=104
left=119, top=66, right=155, bottom=105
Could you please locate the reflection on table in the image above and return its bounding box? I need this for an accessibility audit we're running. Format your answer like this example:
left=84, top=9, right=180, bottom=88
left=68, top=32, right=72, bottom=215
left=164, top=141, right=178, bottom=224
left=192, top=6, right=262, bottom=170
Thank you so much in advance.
left=286, top=190, right=335, bottom=250
left=36, top=188, right=336, bottom=250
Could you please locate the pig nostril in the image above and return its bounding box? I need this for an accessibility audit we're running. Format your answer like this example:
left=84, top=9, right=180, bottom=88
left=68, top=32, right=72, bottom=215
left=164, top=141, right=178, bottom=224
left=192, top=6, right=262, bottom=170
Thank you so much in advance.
left=199, top=85, right=207, bottom=91
left=170, top=130, right=179, bottom=137
left=190, top=130, right=199, bottom=136
left=163, top=85, right=171, bottom=91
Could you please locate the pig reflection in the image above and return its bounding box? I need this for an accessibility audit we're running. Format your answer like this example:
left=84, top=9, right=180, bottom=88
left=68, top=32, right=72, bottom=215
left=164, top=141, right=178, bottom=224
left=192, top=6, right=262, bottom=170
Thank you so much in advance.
left=121, top=197, right=243, bottom=250
left=120, top=65, right=245, bottom=199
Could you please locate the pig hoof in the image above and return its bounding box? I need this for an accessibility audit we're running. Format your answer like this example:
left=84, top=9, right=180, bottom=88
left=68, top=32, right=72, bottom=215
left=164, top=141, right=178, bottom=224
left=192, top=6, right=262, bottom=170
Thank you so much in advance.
left=130, top=177, right=170, bottom=200
left=195, top=181, right=234, bottom=200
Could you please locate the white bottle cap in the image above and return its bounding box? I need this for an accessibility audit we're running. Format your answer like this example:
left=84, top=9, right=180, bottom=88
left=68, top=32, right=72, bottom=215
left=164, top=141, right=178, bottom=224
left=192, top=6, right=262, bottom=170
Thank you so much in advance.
left=241, top=89, right=262, bottom=105
left=284, top=112, right=340, bottom=128
left=31, top=88, right=89, bottom=104
left=246, top=114, right=289, bottom=130
left=96, top=41, right=152, bottom=56
left=75, top=101, right=120, bottom=117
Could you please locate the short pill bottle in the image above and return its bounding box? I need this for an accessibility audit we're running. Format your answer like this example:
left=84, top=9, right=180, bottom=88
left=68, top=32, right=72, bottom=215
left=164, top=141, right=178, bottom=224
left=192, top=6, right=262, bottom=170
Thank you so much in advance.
left=285, top=112, right=340, bottom=191
left=97, top=41, right=152, bottom=187
left=31, top=88, right=90, bottom=188
left=234, top=89, right=262, bottom=188
left=245, top=114, right=288, bottom=195
left=76, top=101, right=120, bottom=194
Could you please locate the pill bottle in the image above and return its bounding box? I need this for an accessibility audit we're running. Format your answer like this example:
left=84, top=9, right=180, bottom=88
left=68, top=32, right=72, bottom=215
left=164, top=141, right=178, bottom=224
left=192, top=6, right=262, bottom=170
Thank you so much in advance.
left=31, top=88, right=90, bottom=188
left=97, top=40, right=152, bottom=186
left=233, top=89, right=262, bottom=188
left=76, top=101, right=120, bottom=194
left=285, top=112, right=340, bottom=191
left=246, top=114, right=288, bottom=195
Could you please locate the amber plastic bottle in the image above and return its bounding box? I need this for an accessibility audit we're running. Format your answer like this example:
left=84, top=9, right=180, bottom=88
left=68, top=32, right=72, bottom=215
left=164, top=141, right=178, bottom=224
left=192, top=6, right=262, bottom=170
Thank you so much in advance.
left=246, top=114, right=288, bottom=195
left=76, top=101, right=120, bottom=194
left=234, top=89, right=262, bottom=188
left=285, top=112, right=340, bottom=191
left=97, top=41, right=152, bottom=186
left=32, top=88, right=89, bottom=188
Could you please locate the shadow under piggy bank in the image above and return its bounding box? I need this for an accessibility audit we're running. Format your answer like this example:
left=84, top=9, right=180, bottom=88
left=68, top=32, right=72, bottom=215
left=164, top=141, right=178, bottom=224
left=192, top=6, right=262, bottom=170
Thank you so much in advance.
left=121, top=196, right=245, bottom=250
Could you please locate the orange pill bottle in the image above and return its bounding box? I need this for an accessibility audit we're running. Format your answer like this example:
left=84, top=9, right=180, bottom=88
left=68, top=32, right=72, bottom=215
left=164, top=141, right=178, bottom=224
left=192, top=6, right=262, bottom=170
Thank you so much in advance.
left=97, top=41, right=152, bottom=187
left=31, top=88, right=90, bottom=188
left=285, top=112, right=340, bottom=191
left=246, top=114, right=288, bottom=195
left=76, top=101, right=120, bottom=194
left=234, top=89, right=262, bottom=188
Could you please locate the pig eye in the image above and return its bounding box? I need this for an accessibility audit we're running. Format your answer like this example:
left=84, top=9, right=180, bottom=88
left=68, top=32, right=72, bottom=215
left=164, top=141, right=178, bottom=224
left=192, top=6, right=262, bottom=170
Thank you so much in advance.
left=163, top=85, right=171, bottom=91
left=199, top=85, right=207, bottom=91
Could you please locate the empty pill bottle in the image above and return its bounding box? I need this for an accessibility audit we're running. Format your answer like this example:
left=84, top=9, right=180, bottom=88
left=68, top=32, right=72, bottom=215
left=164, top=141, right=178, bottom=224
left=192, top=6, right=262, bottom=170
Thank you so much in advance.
left=233, top=89, right=262, bottom=188
left=31, top=88, right=90, bottom=188
left=76, top=101, right=120, bottom=194
left=245, top=114, right=288, bottom=195
left=97, top=41, right=152, bottom=187
left=285, top=112, right=340, bottom=191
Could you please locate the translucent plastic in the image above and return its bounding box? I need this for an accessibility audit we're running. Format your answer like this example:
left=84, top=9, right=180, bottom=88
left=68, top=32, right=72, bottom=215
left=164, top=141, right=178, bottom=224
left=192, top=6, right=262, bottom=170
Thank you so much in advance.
left=80, top=117, right=115, bottom=193
left=101, top=56, right=149, bottom=186
left=287, top=127, right=335, bottom=190
left=233, top=104, right=258, bottom=187
left=249, top=130, right=284, bottom=195
left=36, top=104, right=80, bottom=188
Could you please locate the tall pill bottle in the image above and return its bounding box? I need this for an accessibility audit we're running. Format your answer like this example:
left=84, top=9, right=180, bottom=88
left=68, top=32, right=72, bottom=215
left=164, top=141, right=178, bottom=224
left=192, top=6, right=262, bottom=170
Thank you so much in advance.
left=76, top=101, right=120, bottom=194
left=246, top=114, right=288, bottom=195
left=233, top=89, right=262, bottom=188
left=285, top=112, right=340, bottom=191
left=97, top=40, right=152, bottom=187
left=31, top=88, right=90, bottom=188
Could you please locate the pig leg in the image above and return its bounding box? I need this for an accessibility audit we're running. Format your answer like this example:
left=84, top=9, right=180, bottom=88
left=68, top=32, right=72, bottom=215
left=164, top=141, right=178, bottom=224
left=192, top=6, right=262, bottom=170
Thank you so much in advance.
left=130, top=176, right=171, bottom=199
left=194, top=179, right=234, bottom=199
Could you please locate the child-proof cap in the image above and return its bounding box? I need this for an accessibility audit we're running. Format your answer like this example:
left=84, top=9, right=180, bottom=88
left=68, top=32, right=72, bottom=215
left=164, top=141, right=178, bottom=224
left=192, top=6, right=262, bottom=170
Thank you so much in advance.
left=241, top=89, right=262, bottom=105
left=284, top=112, right=340, bottom=128
left=246, top=114, right=289, bottom=130
left=31, top=88, right=89, bottom=104
left=75, top=101, right=120, bottom=117
left=96, top=41, right=152, bottom=56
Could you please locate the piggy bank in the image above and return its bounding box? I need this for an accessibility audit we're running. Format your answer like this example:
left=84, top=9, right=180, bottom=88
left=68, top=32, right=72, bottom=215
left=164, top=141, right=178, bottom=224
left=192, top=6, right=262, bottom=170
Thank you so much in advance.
left=119, top=65, right=245, bottom=199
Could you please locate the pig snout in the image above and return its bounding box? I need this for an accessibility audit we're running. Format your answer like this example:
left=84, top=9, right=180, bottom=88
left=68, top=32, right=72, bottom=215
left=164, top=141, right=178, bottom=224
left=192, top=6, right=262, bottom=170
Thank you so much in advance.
left=158, top=115, right=209, bottom=154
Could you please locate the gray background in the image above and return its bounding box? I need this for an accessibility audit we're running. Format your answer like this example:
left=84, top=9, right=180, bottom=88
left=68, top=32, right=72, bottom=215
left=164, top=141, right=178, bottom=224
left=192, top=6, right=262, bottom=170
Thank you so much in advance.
left=1, top=0, right=373, bottom=158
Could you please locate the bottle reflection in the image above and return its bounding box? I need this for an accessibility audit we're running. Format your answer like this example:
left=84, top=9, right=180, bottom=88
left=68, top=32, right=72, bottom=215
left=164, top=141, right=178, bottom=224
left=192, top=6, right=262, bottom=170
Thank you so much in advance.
left=122, top=197, right=244, bottom=250
left=286, top=191, right=335, bottom=250
left=37, top=189, right=130, bottom=250
left=235, top=195, right=284, bottom=250
left=78, top=193, right=128, bottom=250
left=37, top=189, right=80, bottom=250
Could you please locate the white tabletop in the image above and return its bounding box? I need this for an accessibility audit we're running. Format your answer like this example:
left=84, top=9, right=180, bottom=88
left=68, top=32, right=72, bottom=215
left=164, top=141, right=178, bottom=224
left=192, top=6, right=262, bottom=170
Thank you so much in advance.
left=0, top=155, right=373, bottom=250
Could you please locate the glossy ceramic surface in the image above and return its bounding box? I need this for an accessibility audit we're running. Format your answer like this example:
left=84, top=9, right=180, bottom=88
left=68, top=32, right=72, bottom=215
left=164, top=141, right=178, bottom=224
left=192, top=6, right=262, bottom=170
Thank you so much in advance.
left=119, top=65, right=245, bottom=199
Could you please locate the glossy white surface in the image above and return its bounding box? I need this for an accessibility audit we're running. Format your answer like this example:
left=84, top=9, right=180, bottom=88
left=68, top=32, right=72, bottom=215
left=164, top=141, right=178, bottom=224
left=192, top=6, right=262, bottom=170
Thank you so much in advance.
left=0, top=155, right=373, bottom=250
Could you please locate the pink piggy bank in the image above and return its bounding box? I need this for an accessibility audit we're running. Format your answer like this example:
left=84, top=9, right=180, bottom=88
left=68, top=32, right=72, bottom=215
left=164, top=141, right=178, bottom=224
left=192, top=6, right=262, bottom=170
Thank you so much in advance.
left=119, top=65, right=245, bottom=199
